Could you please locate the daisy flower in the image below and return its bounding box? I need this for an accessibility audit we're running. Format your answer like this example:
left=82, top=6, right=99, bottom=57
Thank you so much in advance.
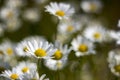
left=5, top=18, right=21, bottom=32
left=16, top=36, right=46, bottom=57
left=71, top=35, right=95, bottom=57
left=0, top=40, right=15, bottom=61
left=80, top=0, right=102, bottom=13
left=23, top=8, right=40, bottom=22
left=1, top=68, right=23, bottom=80
left=15, top=61, right=37, bottom=74
left=5, top=0, right=25, bottom=8
left=57, top=19, right=82, bottom=34
left=26, top=40, right=57, bottom=59
left=109, top=31, right=120, bottom=45
left=23, top=70, right=49, bottom=80
left=83, top=23, right=107, bottom=43
left=0, top=7, right=19, bottom=21
left=16, top=40, right=31, bottom=57
left=45, top=2, right=75, bottom=19
left=44, top=41, right=71, bottom=70
left=108, top=49, right=120, bottom=76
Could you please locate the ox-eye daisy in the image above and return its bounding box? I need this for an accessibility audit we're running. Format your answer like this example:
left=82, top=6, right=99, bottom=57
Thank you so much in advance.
left=0, top=40, right=15, bottom=61
left=23, top=70, right=49, bottom=80
left=1, top=68, right=23, bottom=80
left=44, top=41, right=71, bottom=70
left=45, top=2, right=74, bottom=19
left=108, top=49, right=120, bottom=76
left=0, top=7, right=19, bottom=21
left=26, top=40, right=57, bottom=59
left=71, top=36, right=95, bottom=57
left=83, top=24, right=107, bottom=43
left=15, top=61, right=37, bottom=74
left=23, top=8, right=40, bottom=22
left=5, top=18, right=21, bottom=32
left=5, top=0, right=24, bottom=8
left=16, top=40, right=31, bottom=57
left=57, top=19, right=82, bottom=34
left=16, top=36, right=46, bottom=57
left=80, top=0, right=102, bottom=13
left=109, top=31, right=120, bottom=45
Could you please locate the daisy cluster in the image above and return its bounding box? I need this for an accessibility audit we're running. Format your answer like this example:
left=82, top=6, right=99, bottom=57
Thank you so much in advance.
left=0, top=0, right=120, bottom=80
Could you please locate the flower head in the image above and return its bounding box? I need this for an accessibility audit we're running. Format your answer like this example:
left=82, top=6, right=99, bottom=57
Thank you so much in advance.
left=71, top=36, right=95, bottom=57
left=45, top=2, right=74, bottom=19
left=83, top=24, right=107, bottom=43
left=44, top=41, right=71, bottom=70
left=108, top=49, right=120, bottom=76
left=80, top=0, right=102, bottom=13
left=26, top=40, right=57, bottom=59
left=1, top=68, right=23, bottom=80
left=15, top=61, right=37, bottom=74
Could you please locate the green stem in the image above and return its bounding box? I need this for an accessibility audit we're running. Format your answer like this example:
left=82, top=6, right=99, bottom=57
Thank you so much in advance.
left=37, top=58, right=41, bottom=77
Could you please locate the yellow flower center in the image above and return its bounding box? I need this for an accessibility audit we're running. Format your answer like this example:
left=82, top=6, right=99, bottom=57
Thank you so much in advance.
left=23, top=46, right=29, bottom=52
left=34, top=48, right=47, bottom=57
left=90, top=3, right=97, bottom=11
left=22, top=67, right=29, bottom=73
left=55, top=10, right=65, bottom=17
left=93, top=32, right=101, bottom=39
left=6, top=48, right=13, bottom=55
left=10, top=73, right=19, bottom=80
left=67, top=26, right=74, bottom=32
left=78, top=44, right=88, bottom=52
left=114, top=65, right=120, bottom=73
left=53, top=50, right=63, bottom=60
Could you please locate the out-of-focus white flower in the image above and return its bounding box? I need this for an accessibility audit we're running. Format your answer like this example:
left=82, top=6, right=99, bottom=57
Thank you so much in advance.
left=5, top=0, right=25, bottom=8
left=44, top=41, right=71, bottom=70
left=1, top=68, right=23, bottom=80
left=109, top=31, right=120, bottom=45
left=26, top=40, right=57, bottom=59
left=83, top=23, right=107, bottom=43
left=57, top=19, right=82, bottom=34
left=0, top=40, right=16, bottom=62
left=23, top=70, right=49, bottom=80
left=0, top=7, right=19, bottom=21
left=108, top=49, right=120, bottom=76
left=45, top=2, right=74, bottom=19
left=16, top=40, right=31, bottom=57
left=44, top=58, right=67, bottom=71
left=5, top=18, right=21, bottom=32
left=1, top=40, right=15, bottom=57
left=80, top=0, right=102, bottom=13
left=15, top=61, right=37, bottom=74
left=118, top=20, right=120, bottom=27
left=71, top=36, right=95, bottom=57
left=22, top=70, right=39, bottom=80
left=23, top=8, right=40, bottom=22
